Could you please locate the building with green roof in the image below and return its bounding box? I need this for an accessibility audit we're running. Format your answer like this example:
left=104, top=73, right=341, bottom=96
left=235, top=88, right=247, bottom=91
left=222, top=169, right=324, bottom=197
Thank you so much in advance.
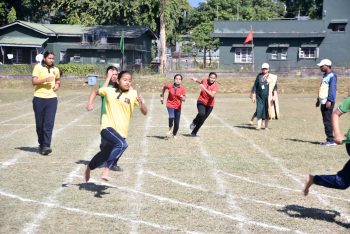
left=0, top=20, right=157, bottom=68
left=212, top=0, right=349, bottom=71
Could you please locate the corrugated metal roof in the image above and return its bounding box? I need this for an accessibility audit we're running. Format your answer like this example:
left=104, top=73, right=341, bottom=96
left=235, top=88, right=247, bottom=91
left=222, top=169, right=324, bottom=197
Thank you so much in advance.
left=5, top=21, right=157, bottom=39
left=213, top=20, right=326, bottom=38
left=0, top=36, right=48, bottom=47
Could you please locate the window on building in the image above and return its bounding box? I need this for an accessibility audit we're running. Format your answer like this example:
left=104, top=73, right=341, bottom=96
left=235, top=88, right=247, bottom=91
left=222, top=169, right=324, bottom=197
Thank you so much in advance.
left=71, top=53, right=81, bottom=63
left=12, top=49, right=23, bottom=64
left=299, top=47, right=319, bottom=59
left=280, top=48, right=288, bottom=60
left=31, top=50, right=37, bottom=63
left=234, top=48, right=252, bottom=63
left=332, top=24, right=346, bottom=32
left=271, top=49, right=278, bottom=60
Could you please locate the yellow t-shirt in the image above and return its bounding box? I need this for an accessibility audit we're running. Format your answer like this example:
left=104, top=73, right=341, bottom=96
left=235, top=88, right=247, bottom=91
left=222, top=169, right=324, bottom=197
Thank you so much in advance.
left=32, top=64, right=60, bottom=98
left=99, top=87, right=139, bottom=138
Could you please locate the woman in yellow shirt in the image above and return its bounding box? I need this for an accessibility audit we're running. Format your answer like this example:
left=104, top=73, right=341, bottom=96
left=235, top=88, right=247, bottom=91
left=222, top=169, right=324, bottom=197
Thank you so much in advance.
left=32, top=51, right=61, bottom=155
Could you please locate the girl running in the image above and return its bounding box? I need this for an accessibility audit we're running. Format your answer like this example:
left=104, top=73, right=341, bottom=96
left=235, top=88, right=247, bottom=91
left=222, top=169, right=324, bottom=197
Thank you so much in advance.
left=160, top=74, right=186, bottom=138
left=190, top=72, right=218, bottom=136
left=84, top=71, right=147, bottom=182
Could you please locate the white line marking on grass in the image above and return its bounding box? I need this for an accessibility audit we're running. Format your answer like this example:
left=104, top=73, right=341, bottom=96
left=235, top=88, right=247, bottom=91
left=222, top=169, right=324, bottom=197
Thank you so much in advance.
left=89, top=179, right=294, bottom=232
left=19, top=136, right=101, bottom=234
left=0, top=102, right=89, bottom=169
left=0, top=189, right=199, bottom=233
left=129, top=94, right=154, bottom=234
left=0, top=95, right=83, bottom=124
left=181, top=111, right=246, bottom=231
left=0, top=125, right=32, bottom=139
left=146, top=170, right=285, bottom=208
left=211, top=112, right=350, bottom=220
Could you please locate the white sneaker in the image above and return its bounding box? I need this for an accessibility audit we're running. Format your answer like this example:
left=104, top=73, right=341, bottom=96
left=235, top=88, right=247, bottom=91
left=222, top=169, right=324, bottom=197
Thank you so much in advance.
left=320, top=141, right=337, bottom=146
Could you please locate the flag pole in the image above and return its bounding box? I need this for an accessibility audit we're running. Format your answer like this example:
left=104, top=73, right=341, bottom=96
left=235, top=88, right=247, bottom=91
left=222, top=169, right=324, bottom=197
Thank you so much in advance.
left=120, top=31, right=125, bottom=70
left=250, top=25, right=254, bottom=73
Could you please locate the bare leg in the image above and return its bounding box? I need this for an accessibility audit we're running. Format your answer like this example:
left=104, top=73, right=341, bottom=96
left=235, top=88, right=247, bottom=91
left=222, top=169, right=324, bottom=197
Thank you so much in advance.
left=256, top=119, right=262, bottom=129
left=83, top=165, right=91, bottom=183
left=264, top=119, right=269, bottom=129
left=101, top=167, right=111, bottom=181
left=303, top=174, right=314, bottom=196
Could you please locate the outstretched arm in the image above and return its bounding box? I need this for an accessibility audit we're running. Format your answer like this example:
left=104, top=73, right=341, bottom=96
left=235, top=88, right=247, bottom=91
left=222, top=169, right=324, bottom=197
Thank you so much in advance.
left=191, top=77, right=202, bottom=84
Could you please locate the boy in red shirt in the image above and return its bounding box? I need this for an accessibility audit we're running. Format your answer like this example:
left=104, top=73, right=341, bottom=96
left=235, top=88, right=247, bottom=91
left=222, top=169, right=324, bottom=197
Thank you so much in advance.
left=160, top=74, right=186, bottom=138
left=190, top=72, right=218, bottom=136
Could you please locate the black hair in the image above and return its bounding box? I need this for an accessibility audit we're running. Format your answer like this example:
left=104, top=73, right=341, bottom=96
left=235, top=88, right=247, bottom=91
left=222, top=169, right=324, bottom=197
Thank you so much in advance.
left=43, top=51, right=55, bottom=58
left=174, top=73, right=183, bottom=80
left=105, top=65, right=118, bottom=74
left=117, top=71, right=132, bottom=80
left=208, top=72, right=217, bottom=78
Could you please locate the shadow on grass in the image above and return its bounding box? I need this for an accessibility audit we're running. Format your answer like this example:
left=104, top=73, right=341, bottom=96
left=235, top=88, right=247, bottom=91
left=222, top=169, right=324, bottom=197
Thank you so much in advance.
left=234, top=124, right=257, bottom=130
left=75, top=160, right=90, bottom=165
left=182, top=133, right=199, bottom=138
left=285, top=138, right=321, bottom=145
left=278, top=204, right=350, bottom=228
left=15, top=146, right=38, bottom=153
left=146, top=135, right=169, bottom=140
left=78, top=182, right=111, bottom=198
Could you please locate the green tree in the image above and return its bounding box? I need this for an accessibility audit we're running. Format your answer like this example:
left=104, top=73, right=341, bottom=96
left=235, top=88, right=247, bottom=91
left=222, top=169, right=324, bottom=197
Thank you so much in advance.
left=191, top=22, right=219, bottom=68
left=7, top=7, right=16, bottom=23
left=0, top=1, right=8, bottom=26
left=281, top=0, right=323, bottom=19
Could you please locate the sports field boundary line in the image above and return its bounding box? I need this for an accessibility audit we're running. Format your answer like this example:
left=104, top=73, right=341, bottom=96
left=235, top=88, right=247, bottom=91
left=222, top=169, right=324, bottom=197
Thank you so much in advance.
left=89, top=178, right=296, bottom=232
left=145, top=170, right=285, bottom=208
left=0, top=102, right=90, bottom=169
left=129, top=94, right=154, bottom=233
left=211, top=105, right=350, bottom=220
left=19, top=136, right=100, bottom=234
left=0, top=188, right=195, bottom=233
left=182, top=108, right=247, bottom=231
left=0, top=94, right=84, bottom=124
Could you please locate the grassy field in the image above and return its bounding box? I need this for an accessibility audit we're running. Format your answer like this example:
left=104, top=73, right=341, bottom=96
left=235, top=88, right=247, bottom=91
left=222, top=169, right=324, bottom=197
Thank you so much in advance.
left=0, top=78, right=350, bottom=233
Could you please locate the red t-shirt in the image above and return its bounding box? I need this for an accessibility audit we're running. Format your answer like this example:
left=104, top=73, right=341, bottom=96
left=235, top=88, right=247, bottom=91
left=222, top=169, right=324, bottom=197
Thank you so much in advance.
left=164, top=84, right=186, bottom=109
left=198, top=79, right=218, bottom=107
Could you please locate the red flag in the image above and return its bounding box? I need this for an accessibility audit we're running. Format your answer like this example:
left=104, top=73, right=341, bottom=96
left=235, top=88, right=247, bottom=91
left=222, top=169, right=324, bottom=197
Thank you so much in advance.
left=244, top=30, right=253, bottom=45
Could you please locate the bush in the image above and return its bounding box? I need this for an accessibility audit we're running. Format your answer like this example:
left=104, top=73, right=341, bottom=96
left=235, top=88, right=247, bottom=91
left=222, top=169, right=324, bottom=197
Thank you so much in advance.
left=0, top=64, right=34, bottom=75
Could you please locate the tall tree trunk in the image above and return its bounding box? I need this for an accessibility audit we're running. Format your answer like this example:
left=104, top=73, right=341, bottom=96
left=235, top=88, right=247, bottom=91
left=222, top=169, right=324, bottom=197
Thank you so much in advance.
left=159, top=0, right=166, bottom=74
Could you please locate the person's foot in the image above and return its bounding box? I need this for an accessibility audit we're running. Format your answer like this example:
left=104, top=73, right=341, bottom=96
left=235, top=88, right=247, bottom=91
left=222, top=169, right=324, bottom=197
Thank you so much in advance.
left=101, top=175, right=111, bottom=181
left=101, top=168, right=110, bottom=181
left=320, top=141, right=337, bottom=146
left=190, top=132, right=197, bottom=137
left=83, top=165, right=91, bottom=183
left=303, top=174, right=314, bottom=196
left=167, top=128, right=173, bottom=136
left=256, top=126, right=261, bottom=130
left=41, top=146, right=52, bottom=155
left=190, top=122, right=196, bottom=130
left=249, top=120, right=254, bottom=125
left=110, top=165, right=123, bottom=172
